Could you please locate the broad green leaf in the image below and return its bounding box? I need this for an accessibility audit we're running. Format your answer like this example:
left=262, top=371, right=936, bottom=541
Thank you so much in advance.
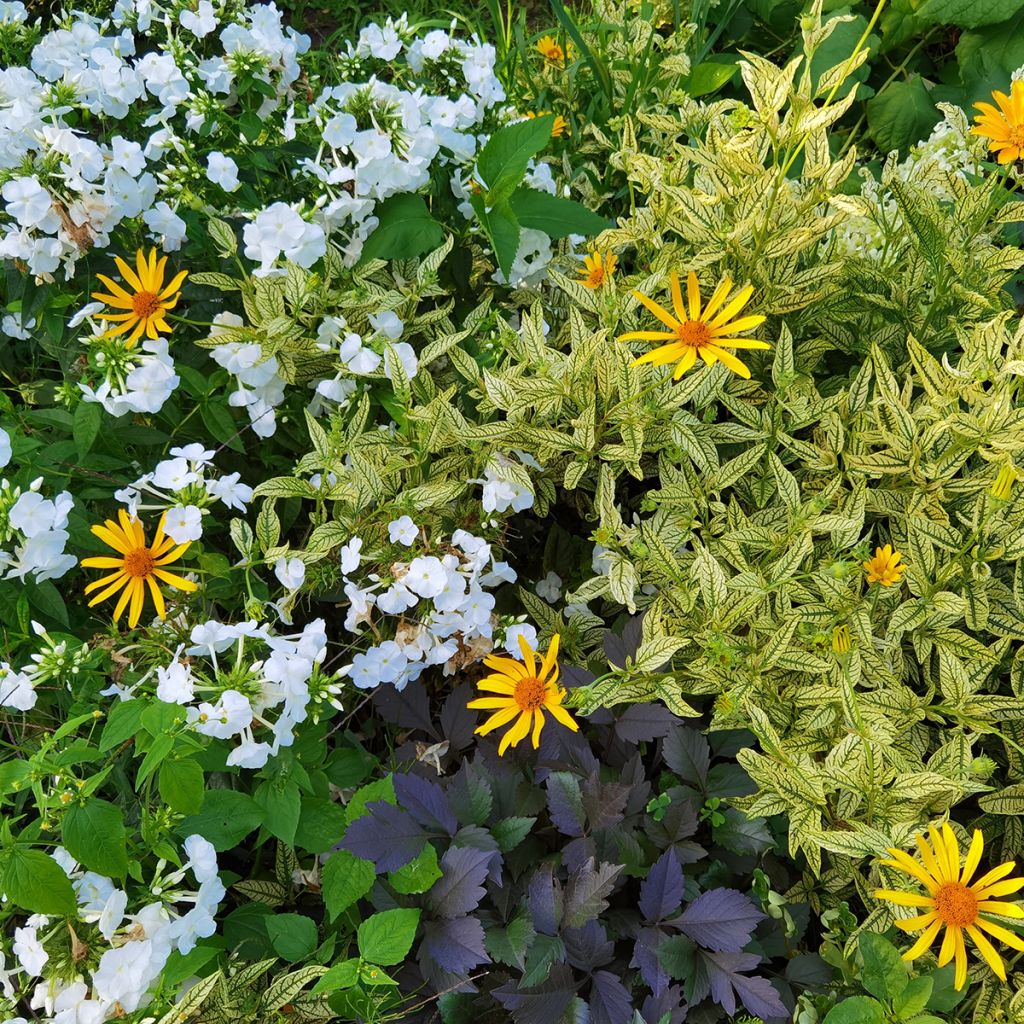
left=159, top=759, right=205, bottom=815
left=73, top=400, right=102, bottom=457
left=823, top=996, right=886, bottom=1024
left=476, top=116, right=553, bottom=203
left=180, top=790, right=264, bottom=851
left=859, top=932, right=907, bottom=1001
left=357, top=908, right=421, bottom=966
left=294, top=797, right=346, bottom=854
left=867, top=76, right=938, bottom=155
left=322, top=850, right=375, bottom=920
left=3, top=847, right=77, bottom=916
left=508, top=188, right=610, bottom=239
left=917, top=0, right=1024, bottom=28
left=388, top=843, right=442, bottom=895
left=266, top=913, right=318, bottom=962
left=470, top=193, right=520, bottom=279
left=63, top=798, right=129, bottom=878
left=688, top=61, right=738, bottom=97
left=358, top=194, right=445, bottom=264
left=254, top=779, right=302, bottom=846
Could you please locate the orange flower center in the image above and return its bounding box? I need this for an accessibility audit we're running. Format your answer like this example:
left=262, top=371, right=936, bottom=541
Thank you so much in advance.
left=586, top=267, right=605, bottom=287
left=123, top=548, right=155, bottom=579
left=934, top=882, right=978, bottom=928
left=514, top=676, right=547, bottom=711
left=131, top=290, right=162, bottom=319
left=544, top=44, right=564, bottom=62
left=1009, top=126, right=1024, bottom=149
left=676, top=319, right=711, bottom=347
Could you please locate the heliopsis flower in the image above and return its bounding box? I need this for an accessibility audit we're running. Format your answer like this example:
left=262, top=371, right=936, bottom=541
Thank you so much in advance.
left=971, top=81, right=1024, bottom=165
left=83, top=510, right=197, bottom=629
left=578, top=251, right=617, bottom=289
left=617, top=271, right=769, bottom=380
left=831, top=625, right=851, bottom=656
left=524, top=111, right=569, bottom=137
left=991, top=465, right=1016, bottom=501
left=863, top=544, right=905, bottom=587
left=92, top=248, right=188, bottom=347
left=874, top=824, right=1024, bottom=989
left=468, top=633, right=578, bottom=754
left=536, top=35, right=570, bottom=66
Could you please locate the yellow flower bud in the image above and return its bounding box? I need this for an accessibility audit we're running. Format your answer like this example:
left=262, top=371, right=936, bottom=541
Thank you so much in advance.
left=832, top=625, right=851, bottom=655
left=991, top=465, right=1015, bottom=501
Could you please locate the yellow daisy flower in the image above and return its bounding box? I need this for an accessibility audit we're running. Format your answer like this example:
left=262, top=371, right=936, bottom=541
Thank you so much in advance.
left=468, top=633, right=578, bottom=754
left=91, top=248, right=188, bottom=347
left=616, top=270, right=769, bottom=380
left=863, top=544, right=905, bottom=587
left=82, top=510, right=198, bottom=629
left=578, top=251, right=617, bottom=289
left=874, top=825, right=1024, bottom=990
left=524, top=111, right=569, bottom=137
left=971, top=81, right=1024, bottom=165
left=991, top=465, right=1016, bottom=501
left=536, top=35, right=571, bottom=67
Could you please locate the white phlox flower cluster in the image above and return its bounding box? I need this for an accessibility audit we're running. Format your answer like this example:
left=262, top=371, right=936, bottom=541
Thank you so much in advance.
left=113, top=443, right=254, bottom=542
left=138, top=617, right=335, bottom=769
left=2, top=837, right=223, bottom=1023
left=341, top=520, right=517, bottom=692
left=0, top=473, right=76, bottom=588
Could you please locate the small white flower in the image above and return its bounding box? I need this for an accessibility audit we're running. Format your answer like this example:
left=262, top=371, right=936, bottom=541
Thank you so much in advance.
left=183, top=834, right=219, bottom=883
left=164, top=505, right=203, bottom=543
left=535, top=570, right=562, bottom=603
left=12, top=926, right=47, bottom=976
left=405, top=555, right=447, bottom=598
left=388, top=515, right=417, bottom=546
left=340, top=537, right=362, bottom=576
left=505, top=623, right=538, bottom=656
left=180, top=0, right=217, bottom=36
left=156, top=661, right=194, bottom=704
left=369, top=310, right=404, bottom=340
left=206, top=151, right=240, bottom=192
left=275, top=556, right=306, bottom=591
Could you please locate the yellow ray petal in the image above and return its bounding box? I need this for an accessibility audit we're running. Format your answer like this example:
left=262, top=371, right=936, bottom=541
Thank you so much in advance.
left=475, top=705, right=520, bottom=736
left=708, top=283, right=754, bottom=329
left=902, top=917, right=942, bottom=960
left=146, top=575, right=166, bottom=620
left=152, top=568, right=198, bottom=591
left=977, top=901, right=1024, bottom=919
left=616, top=330, right=677, bottom=343
left=517, top=633, right=537, bottom=676
left=631, top=290, right=680, bottom=330
left=672, top=346, right=698, bottom=379
left=669, top=271, right=687, bottom=323
left=974, top=877, right=1024, bottom=900
left=546, top=701, right=579, bottom=732
left=709, top=314, right=765, bottom=336
left=498, top=709, right=533, bottom=755
left=112, top=577, right=135, bottom=621
left=874, top=890, right=935, bottom=908
left=86, top=572, right=129, bottom=602
left=966, top=924, right=1006, bottom=981
left=467, top=697, right=518, bottom=710
left=703, top=345, right=751, bottom=379
left=975, top=916, right=1024, bottom=948
left=881, top=850, right=939, bottom=893
left=937, top=922, right=957, bottom=967
left=475, top=676, right=517, bottom=694
left=483, top=655, right=528, bottom=679
left=81, top=556, right=127, bottom=570
left=970, top=861, right=1017, bottom=892
left=960, top=831, right=985, bottom=885
left=539, top=634, right=559, bottom=681
left=128, top=577, right=146, bottom=628
left=685, top=271, right=701, bottom=321
left=531, top=708, right=545, bottom=749
left=701, top=276, right=732, bottom=320
left=114, top=255, right=144, bottom=292
left=953, top=927, right=968, bottom=991
left=894, top=909, right=938, bottom=932
left=91, top=522, right=132, bottom=554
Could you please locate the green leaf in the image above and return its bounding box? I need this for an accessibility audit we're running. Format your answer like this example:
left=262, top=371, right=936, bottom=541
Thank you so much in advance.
left=491, top=816, right=536, bottom=853
left=294, top=797, right=347, bottom=854
left=823, top=996, right=886, bottom=1024
left=358, top=194, right=445, bottom=264
left=180, top=790, right=264, bottom=851
left=859, top=932, right=907, bottom=1001
left=917, top=0, right=1024, bottom=29
left=470, top=193, right=520, bottom=279
left=3, top=847, right=77, bottom=915
left=956, top=11, right=1024, bottom=104
left=200, top=400, right=243, bottom=452
left=159, top=759, right=205, bottom=815
left=312, top=959, right=360, bottom=993
left=894, top=975, right=933, bottom=1018
left=345, top=777, right=396, bottom=824
left=99, top=700, right=145, bottom=752
left=254, top=779, right=302, bottom=846
left=322, top=850, right=375, bottom=920
left=73, top=401, right=103, bottom=457
left=62, top=798, right=129, bottom=878
left=925, top=965, right=968, bottom=1011
left=867, top=77, right=938, bottom=155
left=508, top=188, right=610, bottom=239
left=357, top=908, right=421, bottom=966
left=388, top=843, right=442, bottom=895
left=266, top=913, right=318, bottom=962
left=688, top=61, right=738, bottom=97
left=477, top=116, right=553, bottom=204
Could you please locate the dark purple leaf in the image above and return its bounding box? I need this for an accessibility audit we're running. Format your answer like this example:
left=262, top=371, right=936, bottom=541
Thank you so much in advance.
left=562, top=859, right=622, bottom=929
left=614, top=704, right=679, bottom=743
left=440, top=683, right=478, bottom=751
left=713, top=808, right=772, bottom=855
left=603, top=615, right=644, bottom=668
left=673, top=888, right=764, bottom=952
left=429, top=847, right=491, bottom=919
left=631, top=926, right=671, bottom=996
left=561, top=836, right=597, bottom=876
left=590, top=970, right=632, bottom=1024
left=641, top=984, right=688, bottom=1024
left=372, top=682, right=437, bottom=737
left=706, top=762, right=755, bottom=797
left=700, top=950, right=788, bottom=1020
left=493, top=964, right=577, bottom=1024
left=639, top=848, right=684, bottom=923
left=563, top=920, right=614, bottom=971
left=418, top=914, right=489, bottom=975
left=581, top=775, right=630, bottom=831
left=561, top=663, right=598, bottom=688
left=527, top=864, right=561, bottom=936
left=447, top=762, right=493, bottom=826
left=546, top=772, right=585, bottom=837
left=394, top=773, right=457, bottom=835
left=340, top=802, right=426, bottom=872
left=453, top=826, right=503, bottom=885
left=662, top=728, right=710, bottom=788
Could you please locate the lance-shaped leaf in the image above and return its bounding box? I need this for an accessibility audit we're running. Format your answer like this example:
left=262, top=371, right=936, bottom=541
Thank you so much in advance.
left=589, top=970, right=632, bottom=1024
left=562, top=860, right=622, bottom=929
left=428, top=846, right=491, bottom=919
left=672, top=888, right=765, bottom=952
left=418, top=914, right=489, bottom=976
left=698, top=950, right=788, bottom=1020
left=639, top=848, right=684, bottom=922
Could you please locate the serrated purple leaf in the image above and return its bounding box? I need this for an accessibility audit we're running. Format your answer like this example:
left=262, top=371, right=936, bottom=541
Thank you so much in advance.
left=563, top=920, right=614, bottom=972
left=429, top=846, right=491, bottom=919
left=562, top=859, right=622, bottom=929
left=447, top=761, right=494, bottom=827
left=590, top=970, right=632, bottom=1024
left=700, top=950, right=787, bottom=1020
left=440, top=683, right=477, bottom=751
left=339, top=802, right=426, bottom=872
left=493, top=964, right=577, bottom=1024
left=418, top=914, right=489, bottom=975
left=631, top=925, right=671, bottom=997
left=372, top=681, right=437, bottom=737
left=581, top=774, right=630, bottom=831
left=394, top=772, right=457, bottom=835
left=527, top=864, right=561, bottom=936
left=641, top=984, right=688, bottom=1024
left=673, top=888, right=764, bottom=952
left=639, top=848, right=684, bottom=923
left=662, top=728, right=710, bottom=787
left=546, top=772, right=586, bottom=837
left=614, top=704, right=679, bottom=743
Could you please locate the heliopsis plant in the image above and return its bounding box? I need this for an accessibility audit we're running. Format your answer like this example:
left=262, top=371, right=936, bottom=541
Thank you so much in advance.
left=536, top=34, right=570, bottom=67
left=83, top=510, right=197, bottom=628
left=617, top=271, right=769, bottom=379
left=468, top=633, right=578, bottom=754
left=875, top=825, right=1024, bottom=989
left=971, top=81, right=1024, bottom=165
left=578, top=251, right=617, bottom=289
left=92, top=248, right=188, bottom=346
left=863, top=544, right=906, bottom=587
